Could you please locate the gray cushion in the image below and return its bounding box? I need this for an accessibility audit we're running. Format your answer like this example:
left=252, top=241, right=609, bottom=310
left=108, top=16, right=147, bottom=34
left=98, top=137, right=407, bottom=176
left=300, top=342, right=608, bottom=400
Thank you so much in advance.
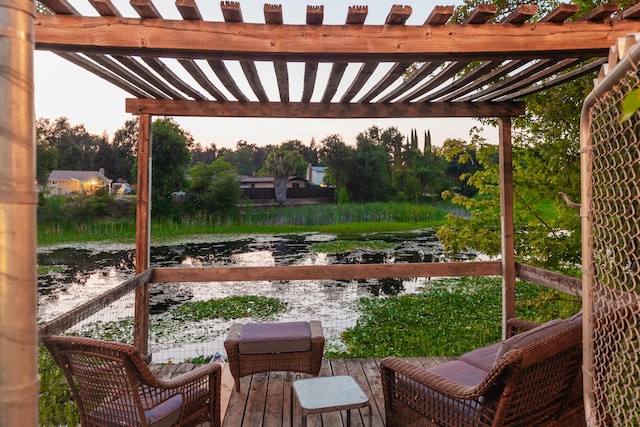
left=459, top=342, right=501, bottom=372
left=494, top=318, right=568, bottom=363
left=145, top=394, right=183, bottom=427
left=429, top=361, right=488, bottom=387
left=238, top=321, right=311, bottom=354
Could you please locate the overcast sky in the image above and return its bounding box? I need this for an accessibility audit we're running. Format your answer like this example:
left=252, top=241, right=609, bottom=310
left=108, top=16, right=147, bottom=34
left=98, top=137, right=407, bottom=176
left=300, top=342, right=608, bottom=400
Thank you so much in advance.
left=34, top=0, right=496, bottom=150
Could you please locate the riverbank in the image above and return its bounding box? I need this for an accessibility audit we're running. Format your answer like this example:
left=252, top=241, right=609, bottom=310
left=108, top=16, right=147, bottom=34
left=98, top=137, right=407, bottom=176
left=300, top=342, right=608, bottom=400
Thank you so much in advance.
left=38, top=201, right=458, bottom=246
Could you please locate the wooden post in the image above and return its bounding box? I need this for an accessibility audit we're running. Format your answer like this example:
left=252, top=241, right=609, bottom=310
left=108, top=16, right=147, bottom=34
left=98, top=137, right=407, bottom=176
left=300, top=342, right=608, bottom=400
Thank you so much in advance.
left=0, top=2, right=39, bottom=425
left=499, top=117, right=516, bottom=339
left=134, top=113, right=152, bottom=356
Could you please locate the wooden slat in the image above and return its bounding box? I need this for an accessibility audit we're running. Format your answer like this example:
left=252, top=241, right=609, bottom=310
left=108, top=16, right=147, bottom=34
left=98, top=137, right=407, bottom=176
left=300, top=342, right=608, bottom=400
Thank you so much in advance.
left=495, top=60, right=606, bottom=101
left=125, top=98, right=525, bottom=118
left=463, top=4, right=497, bottom=24
left=240, top=61, right=270, bottom=102
left=423, top=60, right=500, bottom=102
left=515, top=263, right=582, bottom=297
left=89, top=0, right=121, bottom=17
left=178, top=59, right=228, bottom=101
left=175, top=0, right=202, bottom=21
left=502, top=4, right=538, bottom=24
left=54, top=52, right=151, bottom=98
left=377, top=62, right=442, bottom=103
left=130, top=0, right=162, bottom=19
left=580, top=3, right=620, bottom=21
left=150, top=261, right=503, bottom=283
left=395, top=61, right=472, bottom=102
left=264, top=4, right=288, bottom=103
left=142, top=57, right=208, bottom=100
left=357, top=62, right=413, bottom=103
left=345, top=359, right=385, bottom=427
left=424, top=5, right=455, bottom=25
left=341, top=4, right=410, bottom=104
left=38, top=0, right=78, bottom=14
left=264, top=3, right=283, bottom=25
left=456, top=58, right=556, bottom=102
left=87, top=53, right=169, bottom=98
left=300, top=7, right=323, bottom=102
left=112, top=55, right=185, bottom=99
left=220, top=1, right=242, bottom=22
left=472, top=57, right=582, bottom=102
left=621, top=3, right=640, bottom=19
left=207, top=60, right=249, bottom=102
left=306, top=5, right=324, bottom=25
left=340, top=62, right=378, bottom=103
left=220, top=1, right=269, bottom=102
left=321, top=62, right=348, bottom=103
left=301, top=62, right=318, bottom=102
left=384, top=5, right=412, bottom=25
left=539, top=3, right=580, bottom=23
left=346, top=5, right=368, bottom=25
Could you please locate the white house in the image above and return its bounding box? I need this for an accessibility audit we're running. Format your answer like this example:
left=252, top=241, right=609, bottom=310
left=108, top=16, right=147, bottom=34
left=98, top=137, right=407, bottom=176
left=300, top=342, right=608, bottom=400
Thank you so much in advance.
left=307, top=165, right=327, bottom=186
left=47, top=168, right=113, bottom=195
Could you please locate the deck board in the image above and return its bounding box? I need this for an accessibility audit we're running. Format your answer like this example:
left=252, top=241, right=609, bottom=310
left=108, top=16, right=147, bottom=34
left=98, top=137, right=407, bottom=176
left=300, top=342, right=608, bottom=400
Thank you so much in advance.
left=153, top=357, right=455, bottom=426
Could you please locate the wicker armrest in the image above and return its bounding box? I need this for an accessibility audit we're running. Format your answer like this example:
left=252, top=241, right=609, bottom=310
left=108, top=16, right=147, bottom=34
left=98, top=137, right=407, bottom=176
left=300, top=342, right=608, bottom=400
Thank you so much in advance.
left=506, top=317, right=542, bottom=337
left=380, top=357, right=490, bottom=399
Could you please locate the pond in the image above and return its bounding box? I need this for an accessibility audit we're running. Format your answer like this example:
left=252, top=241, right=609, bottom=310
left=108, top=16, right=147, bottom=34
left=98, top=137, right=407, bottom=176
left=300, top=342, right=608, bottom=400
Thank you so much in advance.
left=38, top=230, right=477, bottom=362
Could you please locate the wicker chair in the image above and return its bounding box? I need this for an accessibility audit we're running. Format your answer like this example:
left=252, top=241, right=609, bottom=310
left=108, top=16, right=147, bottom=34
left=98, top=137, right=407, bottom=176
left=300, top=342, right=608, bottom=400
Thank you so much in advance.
left=42, top=335, right=222, bottom=427
left=380, top=316, right=584, bottom=427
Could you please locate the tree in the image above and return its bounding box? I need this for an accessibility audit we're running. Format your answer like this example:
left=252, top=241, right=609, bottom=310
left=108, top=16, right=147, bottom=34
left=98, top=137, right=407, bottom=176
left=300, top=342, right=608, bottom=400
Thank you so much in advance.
left=434, top=0, right=631, bottom=272
left=149, top=118, right=192, bottom=216
left=188, top=158, right=240, bottom=217
left=262, top=146, right=305, bottom=205
left=220, top=140, right=269, bottom=176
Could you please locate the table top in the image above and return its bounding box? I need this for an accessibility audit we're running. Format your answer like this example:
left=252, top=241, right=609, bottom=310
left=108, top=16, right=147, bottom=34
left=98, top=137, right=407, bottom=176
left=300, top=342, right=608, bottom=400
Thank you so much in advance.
left=292, top=375, right=369, bottom=411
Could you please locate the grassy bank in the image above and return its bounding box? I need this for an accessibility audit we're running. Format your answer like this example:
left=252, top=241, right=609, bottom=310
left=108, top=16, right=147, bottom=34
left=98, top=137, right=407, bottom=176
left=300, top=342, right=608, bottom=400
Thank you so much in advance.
left=38, top=201, right=458, bottom=245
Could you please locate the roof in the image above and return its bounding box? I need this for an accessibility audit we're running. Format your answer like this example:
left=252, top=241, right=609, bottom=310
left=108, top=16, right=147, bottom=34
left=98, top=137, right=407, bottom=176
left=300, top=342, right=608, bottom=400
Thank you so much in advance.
left=34, top=2, right=640, bottom=120
left=48, top=170, right=113, bottom=183
left=240, top=175, right=307, bottom=183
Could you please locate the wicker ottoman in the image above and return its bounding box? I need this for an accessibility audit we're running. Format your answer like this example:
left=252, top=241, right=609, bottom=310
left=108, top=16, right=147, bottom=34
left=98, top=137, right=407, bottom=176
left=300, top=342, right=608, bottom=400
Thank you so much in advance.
left=224, top=320, right=324, bottom=391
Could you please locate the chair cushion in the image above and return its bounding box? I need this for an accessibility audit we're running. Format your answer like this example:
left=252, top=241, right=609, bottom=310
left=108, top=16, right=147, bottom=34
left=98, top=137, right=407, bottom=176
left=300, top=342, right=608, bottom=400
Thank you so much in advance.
left=494, top=318, right=569, bottom=363
left=429, top=361, right=489, bottom=387
left=145, top=394, right=183, bottom=427
left=459, top=342, right=501, bottom=372
left=238, top=321, right=311, bottom=354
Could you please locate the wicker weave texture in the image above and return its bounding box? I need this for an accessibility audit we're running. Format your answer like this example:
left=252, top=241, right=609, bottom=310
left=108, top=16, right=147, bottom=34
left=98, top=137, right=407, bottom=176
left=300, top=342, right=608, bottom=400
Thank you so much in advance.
left=224, top=320, right=325, bottom=391
left=380, top=319, right=583, bottom=427
left=43, top=335, right=222, bottom=427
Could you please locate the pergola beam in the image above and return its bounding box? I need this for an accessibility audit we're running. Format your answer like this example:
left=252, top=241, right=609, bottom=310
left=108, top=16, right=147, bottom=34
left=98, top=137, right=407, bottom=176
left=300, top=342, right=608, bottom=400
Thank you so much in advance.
left=34, top=15, right=635, bottom=61
left=125, top=99, right=526, bottom=118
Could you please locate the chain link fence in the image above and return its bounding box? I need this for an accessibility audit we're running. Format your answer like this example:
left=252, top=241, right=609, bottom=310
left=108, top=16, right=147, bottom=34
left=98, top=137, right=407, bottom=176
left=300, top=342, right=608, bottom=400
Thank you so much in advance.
left=583, top=39, right=640, bottom=426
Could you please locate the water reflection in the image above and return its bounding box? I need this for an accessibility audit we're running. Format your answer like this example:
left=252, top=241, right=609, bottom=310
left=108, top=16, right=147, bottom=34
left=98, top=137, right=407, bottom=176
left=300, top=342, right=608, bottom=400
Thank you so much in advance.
left=37, top=231, right=477, bottom=360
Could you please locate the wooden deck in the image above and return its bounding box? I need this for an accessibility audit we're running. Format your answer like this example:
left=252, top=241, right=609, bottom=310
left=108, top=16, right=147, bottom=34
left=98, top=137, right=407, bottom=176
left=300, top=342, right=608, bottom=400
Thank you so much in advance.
left=153, top=357, right=454, bottom=427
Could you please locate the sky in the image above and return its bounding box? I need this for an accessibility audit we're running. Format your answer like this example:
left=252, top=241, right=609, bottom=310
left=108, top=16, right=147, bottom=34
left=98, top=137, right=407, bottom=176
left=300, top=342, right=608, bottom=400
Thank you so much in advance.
left=34, top=0, right=496, bottom=150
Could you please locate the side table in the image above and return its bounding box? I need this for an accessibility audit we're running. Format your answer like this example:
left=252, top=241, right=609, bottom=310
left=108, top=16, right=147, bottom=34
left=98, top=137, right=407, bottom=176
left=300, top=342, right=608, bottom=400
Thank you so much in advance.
left=291, top=375, right=372, bottom=427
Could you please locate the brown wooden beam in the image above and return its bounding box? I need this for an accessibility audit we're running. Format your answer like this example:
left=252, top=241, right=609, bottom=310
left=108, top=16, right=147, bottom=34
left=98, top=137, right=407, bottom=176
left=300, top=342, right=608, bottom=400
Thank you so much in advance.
left=152, top=262, right=503, bottom=283
left=499, top=117, right=515, bottom=339
left=515, top=263, right=582, bottom=298
left=35, top=15, right=633, bottom=61
left=125, top=98, right=526, bottom=118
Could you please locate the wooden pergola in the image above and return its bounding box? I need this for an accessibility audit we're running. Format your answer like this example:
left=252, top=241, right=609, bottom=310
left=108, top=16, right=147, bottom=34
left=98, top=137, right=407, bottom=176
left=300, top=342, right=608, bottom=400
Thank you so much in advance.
left=2, top=0, right=640, bottom=424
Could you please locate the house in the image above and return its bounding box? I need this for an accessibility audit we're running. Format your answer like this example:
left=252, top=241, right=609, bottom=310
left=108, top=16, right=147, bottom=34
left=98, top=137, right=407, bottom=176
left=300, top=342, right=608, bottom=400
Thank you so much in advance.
left=239, top=175, right=307, bottom=189
left=307, top=165, right=327, bottom=186
left=47, top=168, right=113, bottom=195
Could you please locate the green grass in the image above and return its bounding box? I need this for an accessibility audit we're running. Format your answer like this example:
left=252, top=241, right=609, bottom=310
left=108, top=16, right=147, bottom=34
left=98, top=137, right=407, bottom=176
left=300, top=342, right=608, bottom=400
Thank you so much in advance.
left=172, top=296, right=287, bottom=321
left=37, top=201, right=456, bottom=245
left=326, top=276, right=581, bottom=359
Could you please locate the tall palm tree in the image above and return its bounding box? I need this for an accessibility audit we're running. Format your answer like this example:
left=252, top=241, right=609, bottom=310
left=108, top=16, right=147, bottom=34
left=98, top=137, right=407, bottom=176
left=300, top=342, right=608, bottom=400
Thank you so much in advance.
left=263, top=147, right=304, bottom=204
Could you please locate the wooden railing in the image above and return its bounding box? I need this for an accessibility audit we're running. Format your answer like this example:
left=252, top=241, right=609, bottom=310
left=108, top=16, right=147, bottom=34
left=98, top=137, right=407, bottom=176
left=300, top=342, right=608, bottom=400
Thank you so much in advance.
left=37, top=261, right=582, bottom=350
